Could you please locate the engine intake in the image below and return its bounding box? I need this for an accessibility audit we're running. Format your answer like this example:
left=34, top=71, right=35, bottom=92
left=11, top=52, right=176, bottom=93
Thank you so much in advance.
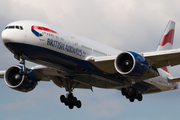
left=114, top=51, right=149, bottom=78
left=4, top=65, right=37, bottom=92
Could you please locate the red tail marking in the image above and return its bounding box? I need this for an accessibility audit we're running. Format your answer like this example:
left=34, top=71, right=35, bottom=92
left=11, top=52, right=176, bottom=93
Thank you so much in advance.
left=159, top=29, right=174, bottom=46
left=161, top=67, right=169, bottom=73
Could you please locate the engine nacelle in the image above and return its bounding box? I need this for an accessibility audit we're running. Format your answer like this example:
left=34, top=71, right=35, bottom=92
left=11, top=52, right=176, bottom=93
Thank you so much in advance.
left=4, top=65, right=37, bottom=92
left=114, top=51, right=149, bottom=78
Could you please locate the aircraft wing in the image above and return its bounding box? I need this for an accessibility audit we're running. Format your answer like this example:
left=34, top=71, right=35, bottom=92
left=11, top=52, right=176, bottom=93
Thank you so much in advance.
left=87, top=55, right=117, bottom=74
left=142, top=48, right=180, bottom=68
left=0, top=71, right=5, bottom=78
left=0, top=65, right=92, bottom=90
left=32, top=65, right=93, bottom=90
left=89, top=48, right=180, bottom=71
left=88, top=48, right=180, bottom=82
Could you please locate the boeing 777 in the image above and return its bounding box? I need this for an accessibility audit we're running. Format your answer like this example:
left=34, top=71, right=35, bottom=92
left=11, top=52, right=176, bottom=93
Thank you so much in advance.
left=1, top=20, right=180, bottom=109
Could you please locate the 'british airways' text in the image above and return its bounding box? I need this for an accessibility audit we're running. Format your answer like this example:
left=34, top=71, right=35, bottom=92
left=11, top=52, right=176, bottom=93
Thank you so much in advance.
left=47, top=38, right=82, bottom=56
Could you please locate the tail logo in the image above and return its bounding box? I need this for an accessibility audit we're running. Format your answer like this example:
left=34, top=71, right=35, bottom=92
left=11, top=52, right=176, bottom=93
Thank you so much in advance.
left=159, top=29, right=174, bottom=46
left=161, top=67, right=169, bottom=73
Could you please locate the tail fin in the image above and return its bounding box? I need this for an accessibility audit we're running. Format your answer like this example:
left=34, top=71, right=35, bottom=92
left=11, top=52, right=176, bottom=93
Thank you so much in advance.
left=156, top=20, right=175, bottom=51
left=157, top=20, right=175, bottom=73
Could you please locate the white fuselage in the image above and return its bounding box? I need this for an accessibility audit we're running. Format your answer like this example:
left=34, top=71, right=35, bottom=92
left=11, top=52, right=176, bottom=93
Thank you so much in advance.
left=1, top=20, right=177, bottom=94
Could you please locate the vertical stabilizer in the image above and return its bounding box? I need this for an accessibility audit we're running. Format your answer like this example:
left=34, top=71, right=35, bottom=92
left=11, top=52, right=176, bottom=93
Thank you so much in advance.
left=156, top=20, right=175, bottom=51
left=157, top=20, right=175, bottom=73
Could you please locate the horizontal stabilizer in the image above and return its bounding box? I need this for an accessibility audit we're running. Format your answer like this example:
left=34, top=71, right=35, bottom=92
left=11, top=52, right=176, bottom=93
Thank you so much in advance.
left=168, top=77, right=180, bottom=83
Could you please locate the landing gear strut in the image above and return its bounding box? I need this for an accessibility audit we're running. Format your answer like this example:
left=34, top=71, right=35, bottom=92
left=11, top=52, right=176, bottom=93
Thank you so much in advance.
left=121, top=87, right=143, bottom=102
left=19, top=55, right=29, bottom=75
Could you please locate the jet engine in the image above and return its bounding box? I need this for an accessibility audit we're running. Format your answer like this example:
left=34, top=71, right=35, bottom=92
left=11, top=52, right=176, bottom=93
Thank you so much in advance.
left=4, top=65, right=37, bottom=92
left=114, top=51, right=149, bottom=78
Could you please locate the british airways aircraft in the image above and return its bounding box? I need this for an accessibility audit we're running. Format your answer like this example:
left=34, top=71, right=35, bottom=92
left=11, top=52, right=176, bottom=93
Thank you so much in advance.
left=1, top=20, right=180, bottom=109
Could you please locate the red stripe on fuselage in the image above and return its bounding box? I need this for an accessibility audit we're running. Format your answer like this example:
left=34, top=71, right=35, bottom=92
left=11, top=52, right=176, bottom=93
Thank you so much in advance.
left=31, top=25, right=57, bottom=33
left=159, top=29, right=174, bottom=46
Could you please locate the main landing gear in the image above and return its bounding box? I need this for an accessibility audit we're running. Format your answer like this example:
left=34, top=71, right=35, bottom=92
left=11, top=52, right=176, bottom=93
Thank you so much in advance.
left=60, top=93, right=82, bottom=109
left=121, top=87, right=143, bottom=102
left=60, top=80, right=82, bottom=109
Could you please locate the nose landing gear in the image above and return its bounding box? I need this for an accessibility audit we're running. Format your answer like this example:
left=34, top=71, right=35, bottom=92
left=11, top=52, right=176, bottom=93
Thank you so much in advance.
left=19, top=55, right=29, bottom=75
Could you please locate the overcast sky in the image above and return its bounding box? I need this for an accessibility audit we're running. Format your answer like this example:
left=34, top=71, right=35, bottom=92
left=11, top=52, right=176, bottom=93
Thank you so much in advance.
left=1, top=0, right=180, bottom=120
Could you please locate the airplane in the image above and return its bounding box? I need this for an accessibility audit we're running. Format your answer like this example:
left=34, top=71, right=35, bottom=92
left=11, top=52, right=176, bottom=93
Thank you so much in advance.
left=1, top=20, right=180, bottom=109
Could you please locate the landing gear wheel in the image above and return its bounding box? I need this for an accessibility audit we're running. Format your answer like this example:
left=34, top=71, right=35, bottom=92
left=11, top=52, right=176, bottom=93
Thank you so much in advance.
left=60, top=95, right=65, bottom=103
left=64, top=100, right=69, bottom=106
left=76, top=100, right=82, bottom=108
left=126, top=94, right=130, bottom=99
left=73, top=97, right=77, bottom=105
left=129, top=97, right=135, bottom=102
left=68, top=104, right=74, bottom=109
left=121, top=88, right=127, bottom=96
left=137, top=93, right=143, bottom=101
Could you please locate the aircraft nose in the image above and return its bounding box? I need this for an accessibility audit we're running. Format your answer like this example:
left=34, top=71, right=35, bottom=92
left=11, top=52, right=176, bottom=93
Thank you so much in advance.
left=1, top=29, right=13, bottom=44
left=1, top=29, right=24, bottom=44
left=2, top=30, right=7, bottom=43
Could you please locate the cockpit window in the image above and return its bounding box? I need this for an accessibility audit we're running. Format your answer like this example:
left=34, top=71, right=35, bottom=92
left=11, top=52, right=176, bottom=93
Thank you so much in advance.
left=16, top=26, right=19, bottom=29
left=9, top=26, right=15, bottom=29
left=20, top=26, right=23, bottom=30
left=4, top=25, right=24, bottom=30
